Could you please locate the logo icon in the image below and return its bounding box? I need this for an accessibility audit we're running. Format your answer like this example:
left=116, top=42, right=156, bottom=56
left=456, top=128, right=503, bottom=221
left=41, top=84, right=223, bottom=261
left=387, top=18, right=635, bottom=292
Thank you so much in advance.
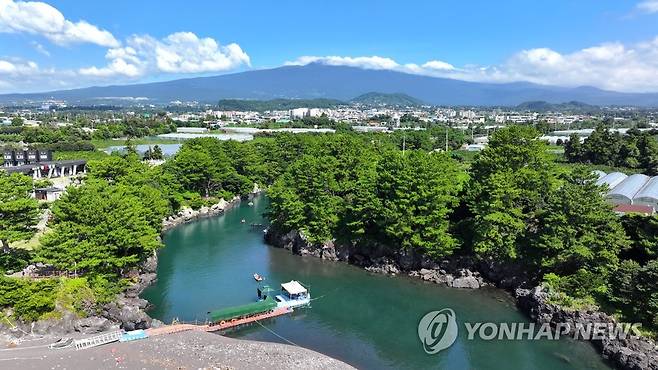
left=418, top=308, right=459, bottom=354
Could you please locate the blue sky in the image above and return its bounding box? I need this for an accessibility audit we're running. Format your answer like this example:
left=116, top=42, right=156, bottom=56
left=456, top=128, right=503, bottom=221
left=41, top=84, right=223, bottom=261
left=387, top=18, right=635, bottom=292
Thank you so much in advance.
left=1, top=0, right=658, bottom=93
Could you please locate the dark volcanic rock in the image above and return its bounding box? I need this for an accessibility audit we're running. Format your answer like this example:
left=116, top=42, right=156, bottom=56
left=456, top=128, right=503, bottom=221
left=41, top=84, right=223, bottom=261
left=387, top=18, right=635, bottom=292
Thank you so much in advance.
left=266, top=229, right=351, bottom=262
left=516, top=287, right=658, bottom=370
left=265, top=227, right=658, bottom=368
left=102, top=299, right=152, bottom=331
left=452, top=276, right=480, bottom=289
left=73, top=316, right=113, bottom=334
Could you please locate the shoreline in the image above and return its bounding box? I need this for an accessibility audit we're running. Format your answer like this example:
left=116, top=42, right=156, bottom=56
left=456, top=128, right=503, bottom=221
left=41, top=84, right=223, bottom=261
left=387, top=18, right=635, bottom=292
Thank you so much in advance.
left=0, top=329, right=355, bottom=370
left=5, top=194, right=654, bottom=369
left=264, top=227, right=658, bottom=370
left=1, top=191, right=357, bottom=370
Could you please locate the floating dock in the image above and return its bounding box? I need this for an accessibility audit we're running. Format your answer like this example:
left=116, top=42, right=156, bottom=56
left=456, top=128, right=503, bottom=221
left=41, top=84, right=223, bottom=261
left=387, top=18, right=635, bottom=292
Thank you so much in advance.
left=145, top=307, right=292, bottom=337
left=72, top=280, right=310, bottom=350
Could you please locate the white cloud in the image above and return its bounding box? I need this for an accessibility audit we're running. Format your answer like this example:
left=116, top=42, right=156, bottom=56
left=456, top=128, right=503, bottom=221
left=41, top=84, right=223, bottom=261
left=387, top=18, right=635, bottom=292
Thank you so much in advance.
left=30, top=41, right=50, bottom=56
left=79, top=46, right=144, bottom=78
left=285, top=36, right=658, bottom=92
left=637, top=0, right=658, bottom=13
left=0, top=59, right=38, bottom=74
left=0, top=58, right=76, bottom=91
left=79, top=32, right=250, bottom=79
left=0, top=30, right=250, bottom=92
left=422, top=60, right=456, bottom=71
left=285, top=55, right=399, bottom=70
left=155, top=32, right=250, bottom=73
left=0, top=0, right=119, bottom=47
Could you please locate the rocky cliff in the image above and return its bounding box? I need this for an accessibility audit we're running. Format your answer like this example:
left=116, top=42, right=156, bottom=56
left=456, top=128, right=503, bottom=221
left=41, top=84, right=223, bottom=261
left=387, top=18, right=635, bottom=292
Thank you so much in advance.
left=266, top=227, right=658, bottom=370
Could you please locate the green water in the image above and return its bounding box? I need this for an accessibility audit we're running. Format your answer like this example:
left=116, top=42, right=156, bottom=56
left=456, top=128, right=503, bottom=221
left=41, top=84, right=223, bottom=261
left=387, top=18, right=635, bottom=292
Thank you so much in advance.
left=141, top=196, right=612, bottom=370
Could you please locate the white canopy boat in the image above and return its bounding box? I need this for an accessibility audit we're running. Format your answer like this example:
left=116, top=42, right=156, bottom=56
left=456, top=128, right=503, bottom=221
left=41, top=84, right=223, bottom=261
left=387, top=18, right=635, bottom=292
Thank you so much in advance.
left=274, top=280, right=311, bottom=309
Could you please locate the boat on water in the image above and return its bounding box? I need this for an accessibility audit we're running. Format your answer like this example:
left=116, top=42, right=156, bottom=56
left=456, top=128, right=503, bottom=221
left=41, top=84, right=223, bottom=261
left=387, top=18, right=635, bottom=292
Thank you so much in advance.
left=206, top=280, right=310, bottom=329
left=253, top=273, right=264, bottom=281
left=208, top=295, right=280, bottom=327
left=259, top=280, right=311, bottom=309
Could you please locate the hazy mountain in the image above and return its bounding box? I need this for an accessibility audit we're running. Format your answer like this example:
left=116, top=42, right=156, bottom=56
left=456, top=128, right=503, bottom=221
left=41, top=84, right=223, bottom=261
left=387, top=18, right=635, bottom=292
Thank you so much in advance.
left=2, top=63, right=658, bottom=107
left=515, top=100, right=601, bottom=113
left=217, top=98, right=345, bottom=112
left=350, top=92, right=425, bottom=106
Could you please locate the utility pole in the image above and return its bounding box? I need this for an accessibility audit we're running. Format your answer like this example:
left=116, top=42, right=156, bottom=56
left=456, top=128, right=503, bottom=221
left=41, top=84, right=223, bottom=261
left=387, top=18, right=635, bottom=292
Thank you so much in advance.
left=402, top=132, right=406, bottom=157
left=445, top=126, right=449, bottom=152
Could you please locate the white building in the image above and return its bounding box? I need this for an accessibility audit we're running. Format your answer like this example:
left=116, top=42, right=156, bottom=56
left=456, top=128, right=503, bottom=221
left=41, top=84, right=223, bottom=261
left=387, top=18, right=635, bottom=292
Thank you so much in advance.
left=290, top=108, right=308, bottom=120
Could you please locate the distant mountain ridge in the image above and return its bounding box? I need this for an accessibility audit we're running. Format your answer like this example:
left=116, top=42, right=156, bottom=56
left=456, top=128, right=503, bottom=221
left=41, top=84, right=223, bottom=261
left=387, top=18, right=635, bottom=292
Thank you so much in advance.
left=2, top=63, right=658, bottom=107
left=515, top=100, right=600, bottom=112
left=350, top=92, right=425, bottom=106
left=217, top=98, right=345, bottom=111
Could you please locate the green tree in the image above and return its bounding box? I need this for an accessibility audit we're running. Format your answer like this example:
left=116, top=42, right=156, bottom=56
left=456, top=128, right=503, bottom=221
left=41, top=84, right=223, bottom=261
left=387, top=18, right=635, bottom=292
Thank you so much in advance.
left=0, top=172, right=40, bottom=251
left=608, top=260, right=658, bottom=330
left=564, top=134, right=583, bottom=162
left=372, top=151, right=467, bottom=257
left=37, top=180, right=162, bottom=274
left=10, top=117, right=23, bottom=126
left=638, top=134, right=658, bottom=175
left=165, top=138, right=252, bottom=198
left=268, top=155, right=342, bottom=243
left=620, top=214, right=658, bottom=264
left=151, top=145, right=164, bottom=160
left=532, top=168, right=629, bottom=295
left=468, top=126, right=559, bottom=260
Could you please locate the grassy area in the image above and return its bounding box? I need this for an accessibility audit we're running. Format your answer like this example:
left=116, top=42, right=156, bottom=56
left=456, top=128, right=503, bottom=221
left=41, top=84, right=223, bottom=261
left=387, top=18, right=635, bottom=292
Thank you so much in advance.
left=557, top=162, right=643, bottom=175
left=450, top=150, right=480, bottom=163
left=11, top=228, right=50, bottom=251
left=549, top=151, right=641, bottom=174
left=54, top=150, right=109, bottom=161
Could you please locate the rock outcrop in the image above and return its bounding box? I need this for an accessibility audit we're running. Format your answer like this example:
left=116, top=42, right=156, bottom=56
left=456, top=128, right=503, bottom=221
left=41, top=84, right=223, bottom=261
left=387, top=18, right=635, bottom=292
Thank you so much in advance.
left=265, top=227, right=658, bottom=369
left=516, top=287, right=658, bottom=370
left=265, top=229, right=350, bottom=262
left=2, top=192, right=258, bottom=341
left=266, top=228, right=485, bottom=288
left=162, top=197, right=239, bottom=231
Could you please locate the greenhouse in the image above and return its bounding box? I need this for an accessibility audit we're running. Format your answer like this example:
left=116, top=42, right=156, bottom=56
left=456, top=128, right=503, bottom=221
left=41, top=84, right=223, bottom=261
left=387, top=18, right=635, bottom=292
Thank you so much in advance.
left=632, top=177, right=658, bottom=211
left=596, top=172, right=628, bottom=190
left=606, top=174, right=650, bottom=205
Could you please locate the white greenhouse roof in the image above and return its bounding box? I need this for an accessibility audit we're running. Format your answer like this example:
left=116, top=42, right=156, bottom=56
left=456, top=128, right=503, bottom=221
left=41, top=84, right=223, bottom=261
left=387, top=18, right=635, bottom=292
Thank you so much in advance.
left=608, top=174, right=650, bottom=200
left=634, top=177, right=658, bottom=202
left=596, top=172, right=628, bottom=190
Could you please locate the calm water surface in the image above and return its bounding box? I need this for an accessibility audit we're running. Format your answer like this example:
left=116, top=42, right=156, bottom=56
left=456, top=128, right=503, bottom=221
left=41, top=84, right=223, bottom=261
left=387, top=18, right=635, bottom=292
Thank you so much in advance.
left=141, top=196, right=611, bottom=370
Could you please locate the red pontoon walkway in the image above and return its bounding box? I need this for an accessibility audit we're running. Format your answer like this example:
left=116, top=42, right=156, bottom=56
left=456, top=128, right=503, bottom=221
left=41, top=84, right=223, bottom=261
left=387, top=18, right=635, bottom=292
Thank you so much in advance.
left=146, top=307, right=292, bottom=336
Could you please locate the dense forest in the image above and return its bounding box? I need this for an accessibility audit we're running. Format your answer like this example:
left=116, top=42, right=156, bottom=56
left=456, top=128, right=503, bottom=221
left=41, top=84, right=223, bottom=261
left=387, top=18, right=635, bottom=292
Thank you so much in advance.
left=266, top=127, right=658, bottom=333
left=564, top=126, right=658, bottom=175
left=1, top=128, right=657, bottom=335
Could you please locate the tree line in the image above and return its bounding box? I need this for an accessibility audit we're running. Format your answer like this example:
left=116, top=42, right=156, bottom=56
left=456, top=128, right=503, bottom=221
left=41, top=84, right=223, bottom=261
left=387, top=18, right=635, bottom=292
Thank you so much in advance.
left=1, top=129, right=657, bottom=334
left=564, top=126, right=658, bottom=174
left=266, top=127, right=658, bottom=333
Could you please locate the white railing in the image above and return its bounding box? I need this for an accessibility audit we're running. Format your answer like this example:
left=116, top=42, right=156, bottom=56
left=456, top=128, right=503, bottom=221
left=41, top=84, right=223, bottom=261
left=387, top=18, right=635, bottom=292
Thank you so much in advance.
left=73, top=330, right=122, bottom=350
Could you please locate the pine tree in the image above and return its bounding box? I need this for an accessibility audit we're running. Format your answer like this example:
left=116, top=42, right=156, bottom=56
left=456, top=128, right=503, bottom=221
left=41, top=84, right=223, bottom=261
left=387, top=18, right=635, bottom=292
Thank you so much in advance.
left=0, top=173, right=40, bottom=252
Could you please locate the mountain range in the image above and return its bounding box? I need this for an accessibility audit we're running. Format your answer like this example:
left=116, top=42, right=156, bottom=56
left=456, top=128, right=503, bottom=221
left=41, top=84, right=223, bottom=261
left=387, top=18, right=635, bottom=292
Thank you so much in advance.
left=350, top=92, right=425, bottom=106
left=2, top=63, right=658, bottom=107
left=515, top=100, right=601, bottom=113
